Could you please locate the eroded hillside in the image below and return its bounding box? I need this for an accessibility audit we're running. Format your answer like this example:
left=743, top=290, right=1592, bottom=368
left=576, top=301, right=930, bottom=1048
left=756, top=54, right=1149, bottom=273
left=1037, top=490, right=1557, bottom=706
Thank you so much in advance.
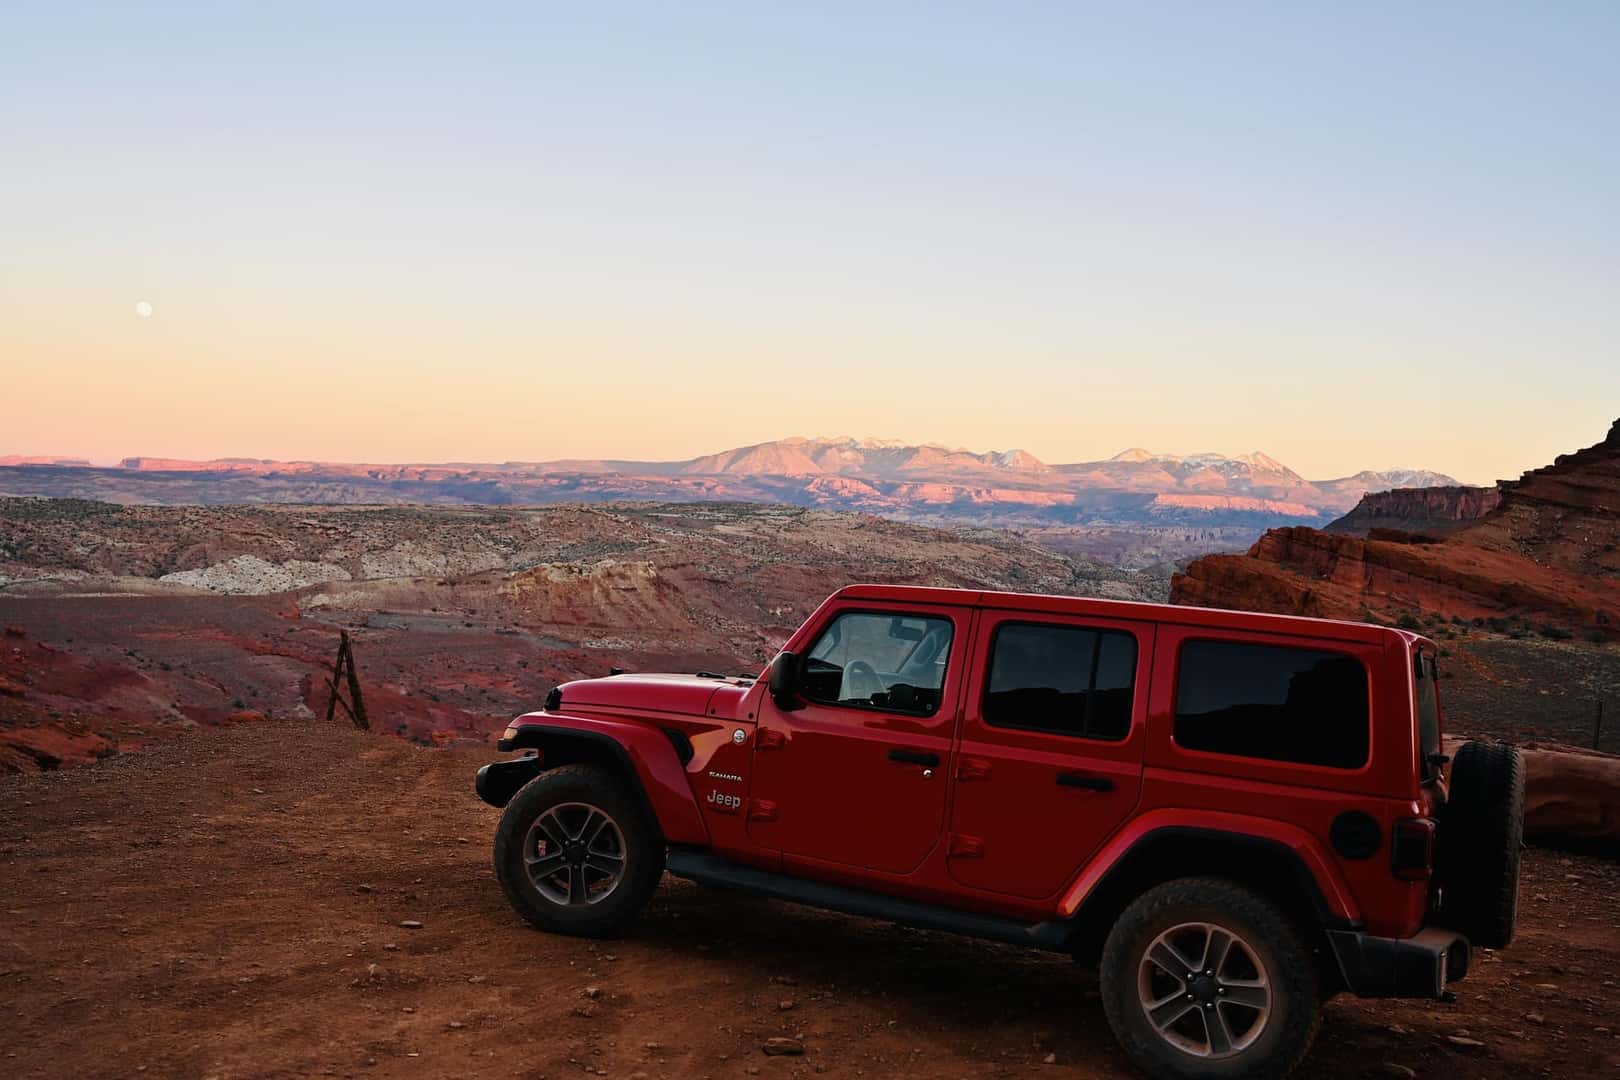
left=0, top=500, right=1163, bottom=771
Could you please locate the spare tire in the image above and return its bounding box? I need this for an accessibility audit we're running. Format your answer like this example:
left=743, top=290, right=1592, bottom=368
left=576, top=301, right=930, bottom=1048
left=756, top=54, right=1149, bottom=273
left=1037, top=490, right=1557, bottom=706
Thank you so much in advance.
left=1436, top=740, right=1525, bottom=949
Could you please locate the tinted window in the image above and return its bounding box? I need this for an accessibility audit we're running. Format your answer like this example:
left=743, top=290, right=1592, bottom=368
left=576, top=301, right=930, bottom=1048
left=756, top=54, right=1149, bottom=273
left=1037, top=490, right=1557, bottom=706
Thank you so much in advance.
left=984, top=623, right=1138, bottom=740
left=1175, top=640, right=1369, bottom=768
left=802, top=612, right=953, bottom=714
left=1415, top=652, right=1441, bottom=777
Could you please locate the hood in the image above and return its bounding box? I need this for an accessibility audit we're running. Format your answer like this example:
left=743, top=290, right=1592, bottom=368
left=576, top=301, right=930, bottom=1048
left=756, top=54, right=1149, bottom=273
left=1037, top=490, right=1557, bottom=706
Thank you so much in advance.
left=554, top=672, right=755, bottom=719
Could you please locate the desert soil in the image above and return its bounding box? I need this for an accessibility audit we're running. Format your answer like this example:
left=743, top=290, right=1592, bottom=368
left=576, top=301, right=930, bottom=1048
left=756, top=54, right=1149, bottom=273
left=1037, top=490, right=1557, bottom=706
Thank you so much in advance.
left=3, top=721, right=1617, bottom=1080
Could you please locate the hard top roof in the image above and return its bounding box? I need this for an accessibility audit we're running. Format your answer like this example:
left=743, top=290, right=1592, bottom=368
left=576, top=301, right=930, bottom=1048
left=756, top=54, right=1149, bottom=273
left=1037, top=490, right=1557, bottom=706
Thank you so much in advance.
left=832, top=584, right=1420, bottom=648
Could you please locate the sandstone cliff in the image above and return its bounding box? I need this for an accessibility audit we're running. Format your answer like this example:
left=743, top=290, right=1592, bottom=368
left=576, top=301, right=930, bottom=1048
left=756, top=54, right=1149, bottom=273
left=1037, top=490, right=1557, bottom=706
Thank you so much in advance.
left=1172, top=420, right=1620, bottom=637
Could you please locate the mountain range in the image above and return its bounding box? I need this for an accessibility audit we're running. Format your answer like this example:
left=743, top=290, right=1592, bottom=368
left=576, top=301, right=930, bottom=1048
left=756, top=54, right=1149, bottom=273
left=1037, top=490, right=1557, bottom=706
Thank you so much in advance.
left=0, top=436, right=1458, bottom=530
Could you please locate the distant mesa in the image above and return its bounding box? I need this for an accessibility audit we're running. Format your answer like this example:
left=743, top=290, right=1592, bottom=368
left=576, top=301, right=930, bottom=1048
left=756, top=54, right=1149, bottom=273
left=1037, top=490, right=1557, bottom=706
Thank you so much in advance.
left=0, top=456, right=93, bottom=468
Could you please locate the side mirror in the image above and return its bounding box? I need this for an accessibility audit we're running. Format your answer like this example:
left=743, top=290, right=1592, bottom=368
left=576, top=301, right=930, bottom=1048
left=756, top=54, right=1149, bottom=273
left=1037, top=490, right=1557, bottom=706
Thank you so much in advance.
left=767, top=651, right=801, bottom=709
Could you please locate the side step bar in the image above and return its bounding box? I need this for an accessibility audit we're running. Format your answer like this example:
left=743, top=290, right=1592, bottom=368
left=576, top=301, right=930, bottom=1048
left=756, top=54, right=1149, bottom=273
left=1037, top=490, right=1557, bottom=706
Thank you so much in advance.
left=664, top=848, right=1075, bottom=953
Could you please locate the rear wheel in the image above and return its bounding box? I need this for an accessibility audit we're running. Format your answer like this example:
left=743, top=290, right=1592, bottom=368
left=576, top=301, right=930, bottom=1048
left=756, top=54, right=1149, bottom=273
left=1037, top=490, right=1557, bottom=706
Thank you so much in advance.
left=494, top=764, right=664, bottom=937
left=1436, top=740, right=1525, bottom=949
left=1101, top=878, right=1319, bottom=1079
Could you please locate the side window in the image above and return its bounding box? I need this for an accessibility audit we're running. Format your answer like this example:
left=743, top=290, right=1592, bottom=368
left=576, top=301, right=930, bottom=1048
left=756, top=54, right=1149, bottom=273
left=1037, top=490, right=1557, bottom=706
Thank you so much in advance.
left=802, top=612, right=954, bottom=715
left=983, top=622, right=1138, bottom=740
left=1174, top=640, right=1369, bottom=769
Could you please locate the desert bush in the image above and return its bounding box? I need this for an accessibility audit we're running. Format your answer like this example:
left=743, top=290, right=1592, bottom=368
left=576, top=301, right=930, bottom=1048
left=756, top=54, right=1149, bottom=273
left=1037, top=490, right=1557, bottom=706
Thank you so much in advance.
left=1538, top=624, right=1574, bottom=641
left=1396, top=613, right=1423, bottom=630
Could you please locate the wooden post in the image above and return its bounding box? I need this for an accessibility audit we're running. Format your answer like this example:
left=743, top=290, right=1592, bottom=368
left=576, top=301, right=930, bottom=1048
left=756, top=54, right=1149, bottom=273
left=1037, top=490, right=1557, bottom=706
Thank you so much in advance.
left=324, top=631, right=369, bottom=731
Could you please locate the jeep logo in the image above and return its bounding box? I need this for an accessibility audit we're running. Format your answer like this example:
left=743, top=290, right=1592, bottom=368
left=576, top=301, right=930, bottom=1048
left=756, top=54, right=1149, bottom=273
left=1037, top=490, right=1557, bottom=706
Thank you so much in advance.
left=705, top=789, right=742, bottom=813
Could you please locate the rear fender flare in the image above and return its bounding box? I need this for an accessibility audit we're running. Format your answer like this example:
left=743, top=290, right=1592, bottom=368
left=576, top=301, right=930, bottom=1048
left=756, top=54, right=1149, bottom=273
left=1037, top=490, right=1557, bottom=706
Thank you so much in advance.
left=1058, top=809, right=1362, bottom=926
left=500, top=715, right=709, bottom=845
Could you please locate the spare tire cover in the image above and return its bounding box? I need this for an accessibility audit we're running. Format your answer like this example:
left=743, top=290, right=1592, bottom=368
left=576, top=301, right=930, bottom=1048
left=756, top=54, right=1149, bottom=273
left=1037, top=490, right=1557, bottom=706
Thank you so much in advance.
left=1436, top=740, right=1526, bottom=949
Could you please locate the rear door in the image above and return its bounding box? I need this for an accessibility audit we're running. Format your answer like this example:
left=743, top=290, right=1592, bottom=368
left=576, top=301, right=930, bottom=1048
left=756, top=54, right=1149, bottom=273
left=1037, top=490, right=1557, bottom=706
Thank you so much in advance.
left=946, top=609, right=1151, bottom=900
left=748, top=603, right=971, bottom=875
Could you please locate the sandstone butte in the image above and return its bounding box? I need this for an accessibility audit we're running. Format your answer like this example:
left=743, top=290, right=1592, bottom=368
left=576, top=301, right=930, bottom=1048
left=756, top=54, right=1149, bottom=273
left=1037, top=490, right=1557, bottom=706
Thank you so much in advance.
left=1171, top=418, right=1620, bottom=639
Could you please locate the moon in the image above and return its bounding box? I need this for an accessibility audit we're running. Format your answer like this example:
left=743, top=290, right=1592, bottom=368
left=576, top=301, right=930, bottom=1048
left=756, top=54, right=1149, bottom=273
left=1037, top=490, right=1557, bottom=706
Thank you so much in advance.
left=134, top=300, right=154, bottom=319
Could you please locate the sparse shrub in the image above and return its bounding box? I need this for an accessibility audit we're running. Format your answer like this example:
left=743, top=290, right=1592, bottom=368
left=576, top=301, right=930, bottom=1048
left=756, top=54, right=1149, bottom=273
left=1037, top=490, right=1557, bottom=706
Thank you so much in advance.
left=1396, top=613, right=1423, bottom=630
left=1450, top=615, right=1466, bottom=625
left=1487, top=617, right=1510, bottom=633
left=1538, top=624, right=1573, bottom=641
left=1507, top=627, right=1530, bottom=640
left=232, top=697, right=245, bottom=709
left=1587, top=629, right=1608, bottom=644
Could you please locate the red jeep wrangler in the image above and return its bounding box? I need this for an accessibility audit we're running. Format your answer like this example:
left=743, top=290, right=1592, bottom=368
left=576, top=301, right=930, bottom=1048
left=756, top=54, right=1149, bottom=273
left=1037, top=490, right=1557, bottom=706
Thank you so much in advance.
left=476, top=585, right=1523, bottom=1078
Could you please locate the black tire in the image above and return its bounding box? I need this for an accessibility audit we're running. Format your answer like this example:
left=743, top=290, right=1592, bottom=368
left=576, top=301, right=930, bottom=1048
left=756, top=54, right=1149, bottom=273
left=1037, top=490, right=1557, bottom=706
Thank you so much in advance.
left=1436, top=740, right=1525, bottom=949
left=1100, top=878, right=1320, bottom=1080
left=493, top=764, right=664, bottom=938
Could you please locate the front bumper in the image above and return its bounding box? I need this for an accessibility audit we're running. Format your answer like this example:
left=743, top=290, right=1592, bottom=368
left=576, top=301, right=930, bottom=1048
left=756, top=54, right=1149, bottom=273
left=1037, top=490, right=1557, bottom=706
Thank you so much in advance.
left=1327, top=928, right=1470, bottom=999
left=474, top=754, right=542, bottom=808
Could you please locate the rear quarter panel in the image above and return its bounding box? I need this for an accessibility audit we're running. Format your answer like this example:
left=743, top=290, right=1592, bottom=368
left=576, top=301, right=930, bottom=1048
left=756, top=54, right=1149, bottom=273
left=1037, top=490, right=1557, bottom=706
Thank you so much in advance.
left=1136, top=623, right=1429, bottom=937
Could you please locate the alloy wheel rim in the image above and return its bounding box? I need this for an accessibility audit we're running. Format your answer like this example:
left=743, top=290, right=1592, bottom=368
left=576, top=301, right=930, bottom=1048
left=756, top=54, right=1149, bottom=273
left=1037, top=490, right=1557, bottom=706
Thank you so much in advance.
left=522, top=802, right=627, bottom=906
left=1137, top=921, right=1271, bottom=1059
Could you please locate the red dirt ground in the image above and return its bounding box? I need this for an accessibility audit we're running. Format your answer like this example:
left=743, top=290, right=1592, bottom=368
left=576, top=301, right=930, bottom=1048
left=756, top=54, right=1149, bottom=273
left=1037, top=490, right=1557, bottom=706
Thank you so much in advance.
left=2, top=722, right=1616, bottom=1080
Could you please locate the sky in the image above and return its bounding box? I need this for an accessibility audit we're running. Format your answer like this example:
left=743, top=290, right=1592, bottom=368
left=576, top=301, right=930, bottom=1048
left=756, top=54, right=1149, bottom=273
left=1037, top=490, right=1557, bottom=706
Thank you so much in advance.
left=3, top=3, right=1617, bottom=483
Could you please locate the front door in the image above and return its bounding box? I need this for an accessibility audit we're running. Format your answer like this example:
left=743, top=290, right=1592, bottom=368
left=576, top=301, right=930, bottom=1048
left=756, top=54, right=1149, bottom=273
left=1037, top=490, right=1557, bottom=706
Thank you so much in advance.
left=947, top=610, right=1151, bottom=900
left=747, top=604, right=970, bottom=875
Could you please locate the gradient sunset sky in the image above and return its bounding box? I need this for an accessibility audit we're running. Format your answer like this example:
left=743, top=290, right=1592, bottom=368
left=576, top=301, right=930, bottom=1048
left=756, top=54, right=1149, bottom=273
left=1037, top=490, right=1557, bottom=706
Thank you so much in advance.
left=4, top=4, right=1617, bottom=483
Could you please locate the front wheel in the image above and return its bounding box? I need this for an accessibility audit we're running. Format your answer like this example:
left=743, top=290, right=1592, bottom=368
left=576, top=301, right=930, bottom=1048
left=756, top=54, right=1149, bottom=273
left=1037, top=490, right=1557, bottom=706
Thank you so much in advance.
left=1100, top=878, right=1320, bottom=1079
left=493, top=764, right=664, bottom=937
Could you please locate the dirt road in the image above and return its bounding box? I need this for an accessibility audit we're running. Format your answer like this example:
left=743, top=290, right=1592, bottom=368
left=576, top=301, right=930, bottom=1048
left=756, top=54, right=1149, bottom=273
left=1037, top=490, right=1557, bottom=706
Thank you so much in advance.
left=2, top=722, right=1616, bottom=1079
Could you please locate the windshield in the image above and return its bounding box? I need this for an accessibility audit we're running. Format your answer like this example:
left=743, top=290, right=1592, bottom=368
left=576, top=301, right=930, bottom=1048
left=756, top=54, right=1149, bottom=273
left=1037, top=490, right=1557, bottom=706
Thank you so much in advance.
left=1414, top=650, right=1442, bottom=778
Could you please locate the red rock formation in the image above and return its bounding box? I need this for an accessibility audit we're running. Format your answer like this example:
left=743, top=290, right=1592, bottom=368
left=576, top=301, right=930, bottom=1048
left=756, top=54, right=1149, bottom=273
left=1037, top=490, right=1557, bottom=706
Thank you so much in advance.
left=1172, top=420, right=1620, bottom=637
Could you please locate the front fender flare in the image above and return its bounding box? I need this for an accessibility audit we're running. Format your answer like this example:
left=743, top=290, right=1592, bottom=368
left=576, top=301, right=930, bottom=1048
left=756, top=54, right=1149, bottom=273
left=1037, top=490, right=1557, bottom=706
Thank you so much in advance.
left=494, top=715, right=710, bottom=846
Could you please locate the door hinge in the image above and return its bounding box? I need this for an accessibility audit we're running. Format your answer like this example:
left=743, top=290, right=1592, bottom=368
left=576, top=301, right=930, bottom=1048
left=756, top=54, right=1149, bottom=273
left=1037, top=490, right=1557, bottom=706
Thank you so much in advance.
left=947, top=833, right=984, bottom=858
left=755, top=728, right=786, bottom=751
left=747, top=799, right=779, bottom=822
left=956, top=757, right=992, bottom=781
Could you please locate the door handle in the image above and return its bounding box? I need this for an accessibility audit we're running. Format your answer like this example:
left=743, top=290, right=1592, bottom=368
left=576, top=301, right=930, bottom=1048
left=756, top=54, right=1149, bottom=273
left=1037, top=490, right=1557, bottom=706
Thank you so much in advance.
left=888, top=748, right=940, bottom=767
left=1056, top=772, right=1114, bottom=792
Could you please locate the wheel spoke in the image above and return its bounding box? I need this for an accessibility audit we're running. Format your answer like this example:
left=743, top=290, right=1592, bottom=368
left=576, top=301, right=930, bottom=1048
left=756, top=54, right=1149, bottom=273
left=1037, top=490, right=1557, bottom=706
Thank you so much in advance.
left=583, top=811, right=615, bottom=846
left=567, top=864, right=589, bottom=904
left=1148, top=996, right=1199, bottom=1031
left=1220, top=980, right=1269, bottom=1009
left=1147, top=941, right=1194, bottom=981
left=1204, top=1005, right=1234, bottom=1056
left=572, top=809, right=602, bottom=843
left=1202, top=928, right=1234, bottom=976
left=536, top=811, right=570, bottom=849
left=526, top=851, right=568, bottom=878
left=585, top=851, right=624, bottom=874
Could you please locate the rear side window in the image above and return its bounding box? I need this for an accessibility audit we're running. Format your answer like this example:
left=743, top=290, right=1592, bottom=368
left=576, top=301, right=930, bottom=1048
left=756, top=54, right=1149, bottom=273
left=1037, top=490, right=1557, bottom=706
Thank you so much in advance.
left=1174, top=639, right=1369, bottom=769
left=984, top=622, right=1138, bottom=740
left=1415, top=652, right=1441, bottom=777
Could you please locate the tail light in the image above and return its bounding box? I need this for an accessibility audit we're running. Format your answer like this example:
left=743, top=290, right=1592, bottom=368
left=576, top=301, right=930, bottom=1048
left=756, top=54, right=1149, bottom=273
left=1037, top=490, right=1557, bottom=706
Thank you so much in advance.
left=1391, top=817, right=1437, bottom=880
